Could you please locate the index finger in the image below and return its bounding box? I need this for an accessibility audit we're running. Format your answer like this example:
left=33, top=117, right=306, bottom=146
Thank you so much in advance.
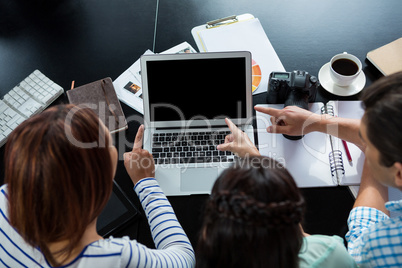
left=133, top=124, right=144, bottom=151
left=225, top=118, right=238, bottom=133
left=254, top=106, right=282, bottom=117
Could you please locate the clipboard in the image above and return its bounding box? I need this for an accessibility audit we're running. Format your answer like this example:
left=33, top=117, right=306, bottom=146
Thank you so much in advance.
left=191, top=14, right=285, bottom=95
left=192, top=14, right=255, bottom=52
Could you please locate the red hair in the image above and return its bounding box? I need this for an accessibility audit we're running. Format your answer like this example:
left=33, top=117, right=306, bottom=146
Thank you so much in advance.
left=5, top=104, right=114, bottom=265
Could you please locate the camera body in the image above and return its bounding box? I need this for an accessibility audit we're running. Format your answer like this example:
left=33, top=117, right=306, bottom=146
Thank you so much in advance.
left=266, top=70, right=319, bottom=140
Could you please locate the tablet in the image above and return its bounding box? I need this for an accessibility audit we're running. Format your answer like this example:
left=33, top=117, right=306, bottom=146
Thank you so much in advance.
left=97, top=180, right=139, bottom=237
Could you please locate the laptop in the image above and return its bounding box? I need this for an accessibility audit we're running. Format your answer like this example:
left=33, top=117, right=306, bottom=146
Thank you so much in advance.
left=141, top=51, right=255, bottom=196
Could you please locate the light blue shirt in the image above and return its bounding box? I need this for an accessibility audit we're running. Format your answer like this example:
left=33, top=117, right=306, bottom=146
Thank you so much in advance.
left=346, top=200, right=402, bottom=267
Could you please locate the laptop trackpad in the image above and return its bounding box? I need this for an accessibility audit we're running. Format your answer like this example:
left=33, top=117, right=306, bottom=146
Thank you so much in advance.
left=180, top=167, right=218, bottom=192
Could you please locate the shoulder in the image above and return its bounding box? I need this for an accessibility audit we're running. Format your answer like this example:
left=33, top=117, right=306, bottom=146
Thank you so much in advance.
left=347, top=205, right=401, bottom=249
left=299, top=235, right=357, bottom=268
left=77, top=237, right=142, bottom=267
left=346, top=206, right=402, bottom=266
left=1, top=184, right=9, bottom=218
left=0, top=186, right=47, bottom=268
left=346, top=206, right=390, bottom=247
left=360, top=215, right=402, bottom=252
left=353, top=216, right=402, bottom=267
left=0, top=184, right=7, bottom=197
left=348, top=206, right=389, bottom=225
left=300, top=235, right=344, bottom=253
left=91, top=236, right=135, bottom=249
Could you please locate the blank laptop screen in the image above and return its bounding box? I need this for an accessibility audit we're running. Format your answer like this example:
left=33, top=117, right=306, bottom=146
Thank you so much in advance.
left=146, top=57, right=248, bottom=122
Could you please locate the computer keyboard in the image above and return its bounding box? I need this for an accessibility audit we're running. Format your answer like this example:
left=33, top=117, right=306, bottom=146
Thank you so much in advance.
left=151, top=131, right=235, bottom=165
left=0, top=70, right=64, bottom=147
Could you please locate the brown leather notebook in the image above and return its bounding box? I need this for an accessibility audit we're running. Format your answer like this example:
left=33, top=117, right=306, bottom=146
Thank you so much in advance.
left=67, top=77, right=128, bottom=133
left=366, top=38, right=402, bottom=76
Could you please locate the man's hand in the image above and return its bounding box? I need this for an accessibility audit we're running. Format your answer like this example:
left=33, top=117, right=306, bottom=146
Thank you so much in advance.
left=217, top=118, right=260, bottom=158
left=254, top=105, right=320, bottom=136
left=123, top=125, right=155, bottom=185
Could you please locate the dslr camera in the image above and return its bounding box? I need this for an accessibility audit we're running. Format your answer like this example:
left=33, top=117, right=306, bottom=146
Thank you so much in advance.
left=266, top=70, right=319, bottom=140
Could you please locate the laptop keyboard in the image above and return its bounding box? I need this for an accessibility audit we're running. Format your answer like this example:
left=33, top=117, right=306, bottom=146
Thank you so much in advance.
left=152, top=131, right=236, bottom=165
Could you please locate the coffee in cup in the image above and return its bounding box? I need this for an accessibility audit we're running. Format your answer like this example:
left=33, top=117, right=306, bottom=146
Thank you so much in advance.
left=329, top=52, right=362, bottom=87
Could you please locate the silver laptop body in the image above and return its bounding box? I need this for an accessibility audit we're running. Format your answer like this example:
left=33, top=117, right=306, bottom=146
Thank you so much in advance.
left=141, top=51, right=255, bottom=196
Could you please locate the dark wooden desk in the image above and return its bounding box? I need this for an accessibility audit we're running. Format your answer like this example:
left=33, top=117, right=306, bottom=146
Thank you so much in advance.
left=1, top=0, right=402, bottom=249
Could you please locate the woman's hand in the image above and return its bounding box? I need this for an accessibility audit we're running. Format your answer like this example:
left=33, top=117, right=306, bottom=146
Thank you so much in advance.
left=123, top=125, right=155, bottom=185
left=217, top=118, right=260, bottom=158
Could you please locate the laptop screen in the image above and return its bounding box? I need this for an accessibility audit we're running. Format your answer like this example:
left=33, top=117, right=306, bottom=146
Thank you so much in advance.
left=142, top=52, right=252, bottom=125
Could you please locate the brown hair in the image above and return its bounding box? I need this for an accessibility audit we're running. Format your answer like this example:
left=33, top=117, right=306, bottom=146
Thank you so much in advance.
left=361, top=71, right=402, bottom=167
left=5, top=104, right=114, bottom=266
left=196, top=156, right=305, bottom=268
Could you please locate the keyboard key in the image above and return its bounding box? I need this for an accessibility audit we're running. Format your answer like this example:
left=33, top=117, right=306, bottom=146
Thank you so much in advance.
left=153, top=142, right=162, bottom=147
left=212, top=157, right=220, bottom=162
left=2, top=127, right=12, bottom=137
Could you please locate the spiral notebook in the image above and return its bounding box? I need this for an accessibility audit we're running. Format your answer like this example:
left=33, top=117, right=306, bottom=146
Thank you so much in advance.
left=255, top=101, right=365, bottom=188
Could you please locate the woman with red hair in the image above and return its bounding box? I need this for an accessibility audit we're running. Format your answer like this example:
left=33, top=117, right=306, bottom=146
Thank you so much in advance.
left=0, top=104, right=194, bottom=267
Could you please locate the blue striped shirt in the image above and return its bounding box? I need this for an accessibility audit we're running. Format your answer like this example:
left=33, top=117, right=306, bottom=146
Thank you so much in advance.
left=0, top=179, right=195, bottom=267
left=346, top=200, right=402, bottom=267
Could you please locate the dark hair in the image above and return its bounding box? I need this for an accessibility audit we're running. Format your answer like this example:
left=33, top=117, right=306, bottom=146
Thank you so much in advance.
left=196, top=156, right=305, bottom=268
left=5, top=104, right=114, bottom=266
left=361, top=71, right=402, bottom=167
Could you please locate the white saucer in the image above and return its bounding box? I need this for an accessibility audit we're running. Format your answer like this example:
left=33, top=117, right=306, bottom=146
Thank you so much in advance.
left=318, top=62, right=366, bottom=96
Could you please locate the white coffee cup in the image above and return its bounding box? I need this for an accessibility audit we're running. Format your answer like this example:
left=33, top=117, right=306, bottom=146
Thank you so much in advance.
left=329, top=52, right=362, bottom=87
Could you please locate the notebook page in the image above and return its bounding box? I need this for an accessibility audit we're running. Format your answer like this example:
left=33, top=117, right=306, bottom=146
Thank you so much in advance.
left=256, top=103, right=336, bottom=187
left=330, top=101, right=365, bottom=185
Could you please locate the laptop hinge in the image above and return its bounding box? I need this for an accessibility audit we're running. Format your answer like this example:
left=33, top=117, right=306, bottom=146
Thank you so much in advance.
left=155, top=125, right=229, bottom=130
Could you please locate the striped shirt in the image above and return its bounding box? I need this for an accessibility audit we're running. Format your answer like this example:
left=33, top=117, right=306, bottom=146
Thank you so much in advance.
left=0, top=178, right=195, bottom=267
left=346, top=200, right=402, bottom=267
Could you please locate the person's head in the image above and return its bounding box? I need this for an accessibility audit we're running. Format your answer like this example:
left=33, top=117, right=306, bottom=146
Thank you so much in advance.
left=4, top=104, right=117, bottom=265
left=196, top=156, right=305, bottom=268
left=360, top=71, right=402, bottom=189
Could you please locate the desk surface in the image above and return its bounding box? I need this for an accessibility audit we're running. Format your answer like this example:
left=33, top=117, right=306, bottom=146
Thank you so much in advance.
left=1, top=0, right=402, bottom=248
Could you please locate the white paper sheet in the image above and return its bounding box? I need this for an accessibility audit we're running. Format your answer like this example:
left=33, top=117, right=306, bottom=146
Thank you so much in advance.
left=256, top=103, right=336, bottom=187
left=113, top=49, right=153, bottom=114
left=256, top=101, right=365, bottom=187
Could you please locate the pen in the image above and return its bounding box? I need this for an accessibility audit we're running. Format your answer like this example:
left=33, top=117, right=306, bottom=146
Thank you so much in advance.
left=342, top=139, right=352, bottom=162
